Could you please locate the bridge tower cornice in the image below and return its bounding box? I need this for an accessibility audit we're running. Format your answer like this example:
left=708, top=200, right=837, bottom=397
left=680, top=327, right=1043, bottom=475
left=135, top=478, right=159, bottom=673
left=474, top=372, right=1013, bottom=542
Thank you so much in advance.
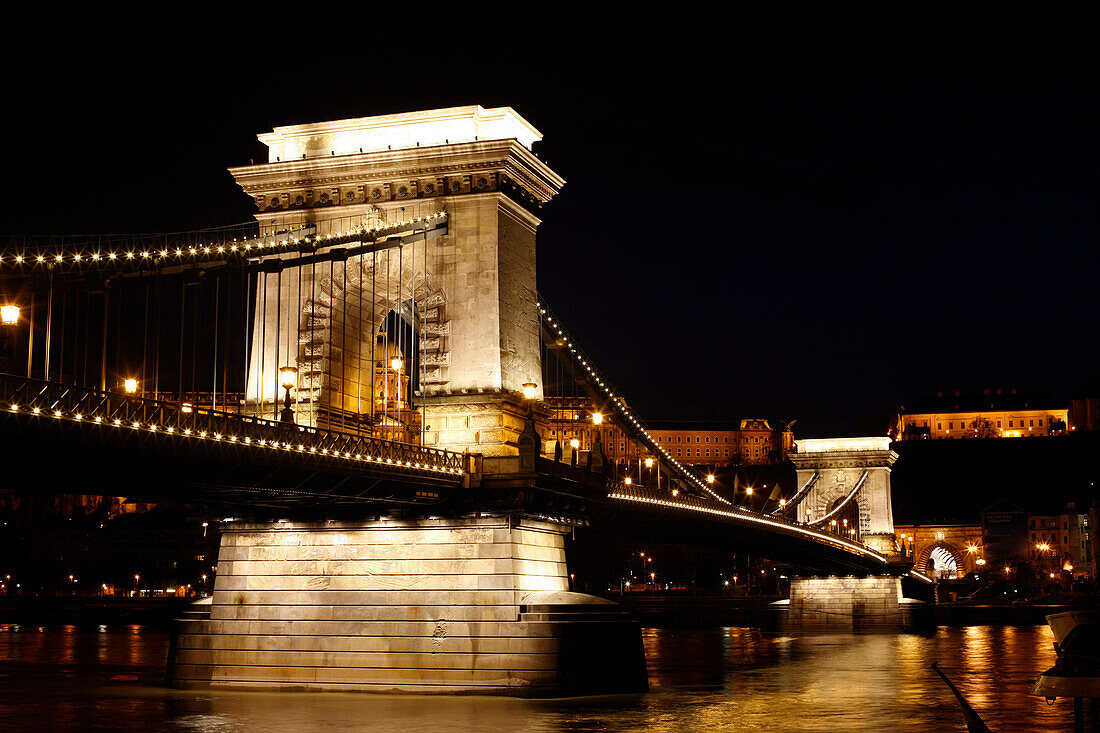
left=230, top=140, right=564, bottom=219
left=788, top=448, right=899, bottom=471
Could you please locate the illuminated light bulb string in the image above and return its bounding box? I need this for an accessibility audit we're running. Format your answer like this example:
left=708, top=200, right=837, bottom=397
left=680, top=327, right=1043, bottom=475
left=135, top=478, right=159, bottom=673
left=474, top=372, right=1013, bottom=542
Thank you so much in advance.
left=0, top=213, right=448, bottom=271
left=1, top=380, right=463, bottom=475
left=606, top=489, right=889, bottom=563
left=536, top=297, right=729, bottom=505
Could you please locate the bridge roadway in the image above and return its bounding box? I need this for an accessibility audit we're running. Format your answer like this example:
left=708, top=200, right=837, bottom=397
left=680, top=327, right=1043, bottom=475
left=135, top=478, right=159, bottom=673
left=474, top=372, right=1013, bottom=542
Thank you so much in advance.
left=1, top=372, right=904, bottom=575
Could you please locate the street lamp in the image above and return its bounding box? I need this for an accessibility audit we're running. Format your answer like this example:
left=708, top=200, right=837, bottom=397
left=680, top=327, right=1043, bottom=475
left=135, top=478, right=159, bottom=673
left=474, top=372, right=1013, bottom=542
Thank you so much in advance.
left=390, top=355, right=403, bottom=372
left=624, top=476, right=632, bottom=485
left=0, top=305, right=19, bottom=325
left=591, top=412, right=603, bottom=425
left=123, top=378, right=138, bottom=394
left=706, top=474, right=715, bottom=484
left=279, top=366, right=298, bottom=424
left=522, top=382, right=537, bottom=400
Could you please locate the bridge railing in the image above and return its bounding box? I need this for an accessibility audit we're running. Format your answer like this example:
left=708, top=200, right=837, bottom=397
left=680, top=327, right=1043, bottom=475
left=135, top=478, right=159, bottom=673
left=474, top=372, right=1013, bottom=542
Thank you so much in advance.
left=0, top=373, right=465, bottom=476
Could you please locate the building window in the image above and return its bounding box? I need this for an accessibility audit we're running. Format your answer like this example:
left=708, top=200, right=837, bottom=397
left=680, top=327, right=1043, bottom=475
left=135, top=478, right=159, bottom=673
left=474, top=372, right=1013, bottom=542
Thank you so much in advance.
left=1030, top=419, right=1034, bottom=427
left=949, top=422, right=953, bottom=430
left=1039, top=419, right=1043, bottom=426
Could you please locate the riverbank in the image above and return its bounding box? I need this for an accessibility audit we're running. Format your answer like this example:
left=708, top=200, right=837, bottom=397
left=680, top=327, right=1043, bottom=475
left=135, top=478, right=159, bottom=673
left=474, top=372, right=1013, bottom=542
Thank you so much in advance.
left=0, top=597, right=194, bottom=625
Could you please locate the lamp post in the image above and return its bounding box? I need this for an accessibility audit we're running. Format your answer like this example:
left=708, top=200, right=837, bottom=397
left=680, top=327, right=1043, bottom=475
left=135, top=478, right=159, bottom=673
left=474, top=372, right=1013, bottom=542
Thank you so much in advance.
left=0, top=304, right=18, bottom=369
left=390, top=356, right=403, bottom=432
left=279, top=366, right=298, bottom=424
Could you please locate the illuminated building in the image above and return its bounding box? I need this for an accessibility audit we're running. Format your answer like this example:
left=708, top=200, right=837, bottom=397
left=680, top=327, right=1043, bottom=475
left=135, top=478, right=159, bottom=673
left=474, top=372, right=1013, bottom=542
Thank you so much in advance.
left=1028, top=504, right=1093, bottom=579
left=892, top=389, right=1068, bottom=440
left=544, top=397, right=793, bottom=467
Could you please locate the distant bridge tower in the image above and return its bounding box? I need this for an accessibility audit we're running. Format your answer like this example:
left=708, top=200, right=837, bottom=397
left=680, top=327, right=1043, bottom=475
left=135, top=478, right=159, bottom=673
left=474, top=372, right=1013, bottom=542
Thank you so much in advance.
left=781, top=437, right=921, bottom=631
left=230, top=106, right=564, bottom=455
left=788, top=437, right=899, bottom=555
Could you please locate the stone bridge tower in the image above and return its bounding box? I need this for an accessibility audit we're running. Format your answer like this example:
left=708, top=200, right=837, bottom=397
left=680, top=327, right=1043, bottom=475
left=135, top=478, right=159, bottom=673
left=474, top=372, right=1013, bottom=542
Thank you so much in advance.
left=788, top=437, right=899, bottom=555
left=229, top=106, right=564, bottom=456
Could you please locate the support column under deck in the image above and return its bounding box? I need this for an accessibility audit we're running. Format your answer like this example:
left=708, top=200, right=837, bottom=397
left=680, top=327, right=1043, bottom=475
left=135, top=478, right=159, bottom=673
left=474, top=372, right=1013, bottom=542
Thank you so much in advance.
left=168, top=516, right=646, bottom=696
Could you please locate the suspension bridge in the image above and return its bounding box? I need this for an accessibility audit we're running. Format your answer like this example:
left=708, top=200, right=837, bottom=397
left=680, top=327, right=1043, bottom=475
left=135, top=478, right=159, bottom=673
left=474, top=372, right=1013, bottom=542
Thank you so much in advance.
left=0, top=106, right=928, bottom=696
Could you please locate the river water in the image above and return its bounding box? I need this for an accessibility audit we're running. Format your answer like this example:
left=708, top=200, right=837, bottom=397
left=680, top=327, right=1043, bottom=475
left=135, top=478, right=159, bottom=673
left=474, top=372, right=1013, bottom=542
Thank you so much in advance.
left=0, top=623, right=1072, bottom=731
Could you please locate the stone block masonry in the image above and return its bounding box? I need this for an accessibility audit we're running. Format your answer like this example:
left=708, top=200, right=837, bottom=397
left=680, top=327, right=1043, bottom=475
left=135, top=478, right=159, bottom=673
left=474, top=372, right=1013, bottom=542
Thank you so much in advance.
left=169, top=516, right=646, bottom=696
left=785, top=576, right=907, bottom=631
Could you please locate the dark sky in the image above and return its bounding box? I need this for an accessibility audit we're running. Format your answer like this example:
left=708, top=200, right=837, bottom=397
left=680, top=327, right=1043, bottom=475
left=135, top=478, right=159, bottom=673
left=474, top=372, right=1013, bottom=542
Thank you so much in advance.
left=2, top=9, right=1097, bottom=437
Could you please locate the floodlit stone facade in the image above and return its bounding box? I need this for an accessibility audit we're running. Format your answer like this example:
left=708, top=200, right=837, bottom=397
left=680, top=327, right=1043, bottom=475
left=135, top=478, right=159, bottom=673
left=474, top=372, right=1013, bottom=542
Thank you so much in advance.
left=230, top=106, right=564, bottom=456
left=169, top=517, right=646, bottom=695
left=788, top=437, right=899, bottom=555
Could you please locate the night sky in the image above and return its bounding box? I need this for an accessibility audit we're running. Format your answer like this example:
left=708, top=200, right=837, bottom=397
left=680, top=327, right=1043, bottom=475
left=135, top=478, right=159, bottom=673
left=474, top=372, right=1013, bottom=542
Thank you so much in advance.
left=2, top=9, right=1097, bottom=437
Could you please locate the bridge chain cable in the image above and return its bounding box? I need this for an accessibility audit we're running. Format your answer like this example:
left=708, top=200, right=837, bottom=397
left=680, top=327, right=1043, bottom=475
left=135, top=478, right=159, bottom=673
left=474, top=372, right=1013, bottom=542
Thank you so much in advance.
left=0, top=213, right=447, bottom=280
left=805, top=471, right=868, bottom=527
left=768, top=471, right=818, bottom=516
left=606, top=485, right=890, bottom=564
left=536, top=296, right=729, bottom=504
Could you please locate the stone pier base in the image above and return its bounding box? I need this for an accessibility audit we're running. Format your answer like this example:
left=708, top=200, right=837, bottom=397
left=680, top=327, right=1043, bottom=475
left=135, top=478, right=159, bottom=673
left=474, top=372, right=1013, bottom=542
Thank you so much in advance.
left=168, top=516, right=646, bottom=696
left=781, top=575, right=917, bottom=631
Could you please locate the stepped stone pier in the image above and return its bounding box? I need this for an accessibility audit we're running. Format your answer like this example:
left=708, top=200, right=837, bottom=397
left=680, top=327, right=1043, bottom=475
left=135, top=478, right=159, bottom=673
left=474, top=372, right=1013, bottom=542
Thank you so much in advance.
left=169, top=517, right=647, bottom=695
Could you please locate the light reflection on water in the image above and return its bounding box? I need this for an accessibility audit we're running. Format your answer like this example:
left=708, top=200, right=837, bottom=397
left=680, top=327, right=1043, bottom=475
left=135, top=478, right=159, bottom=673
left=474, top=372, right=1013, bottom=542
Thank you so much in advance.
left=0, top=623, right=1071, bottom=731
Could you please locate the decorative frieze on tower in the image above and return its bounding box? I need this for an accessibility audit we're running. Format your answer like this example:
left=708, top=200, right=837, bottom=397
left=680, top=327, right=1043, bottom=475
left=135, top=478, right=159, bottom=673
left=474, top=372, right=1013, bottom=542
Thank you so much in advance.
left=230, top=106, right=564, bottom=456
